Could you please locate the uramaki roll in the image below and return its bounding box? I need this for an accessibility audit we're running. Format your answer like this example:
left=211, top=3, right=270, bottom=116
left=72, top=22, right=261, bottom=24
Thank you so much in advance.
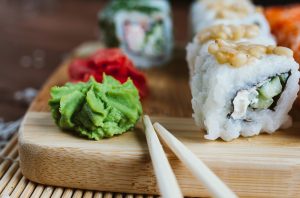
left=99, top=0, right=173, bottom=68
left=190, top=39, right=300, bottom=141
left=265, top=4, right=300, bottom=63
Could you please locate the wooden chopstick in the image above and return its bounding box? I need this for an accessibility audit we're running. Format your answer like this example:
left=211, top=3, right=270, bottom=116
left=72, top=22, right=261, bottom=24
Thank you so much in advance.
left=142, top=115, right=183, bottom=198
left=153, top=122, right=237, bottom=198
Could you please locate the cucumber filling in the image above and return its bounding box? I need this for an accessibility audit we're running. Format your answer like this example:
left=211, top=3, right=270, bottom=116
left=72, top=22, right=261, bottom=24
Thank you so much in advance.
left=230, top=72, right=290, bottom=120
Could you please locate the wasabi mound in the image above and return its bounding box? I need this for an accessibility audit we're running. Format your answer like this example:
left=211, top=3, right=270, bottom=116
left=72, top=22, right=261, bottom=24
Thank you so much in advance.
left=49, top=76, right=142, bottom=140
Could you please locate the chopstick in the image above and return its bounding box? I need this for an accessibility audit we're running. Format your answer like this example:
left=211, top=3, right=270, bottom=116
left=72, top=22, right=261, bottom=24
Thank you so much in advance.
left=142, top=115, right=183, bottom=198
left=153, top=122, right=237, bottom=198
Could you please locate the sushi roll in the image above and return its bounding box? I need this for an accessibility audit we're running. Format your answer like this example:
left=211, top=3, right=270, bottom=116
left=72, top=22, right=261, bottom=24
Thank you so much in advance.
left=265, top=5, right=300, bottom=63
left=98, top=0, right=173, bottom=68
left=186, top=24, right=276, bottom=78
left=190, top=39, right=300, bottom=141
left=190, top=0, right=270, bottom=36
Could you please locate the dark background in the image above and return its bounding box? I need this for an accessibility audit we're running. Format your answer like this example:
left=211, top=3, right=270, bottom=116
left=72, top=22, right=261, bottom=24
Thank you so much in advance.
left=0, top=0, right=297, bottom=121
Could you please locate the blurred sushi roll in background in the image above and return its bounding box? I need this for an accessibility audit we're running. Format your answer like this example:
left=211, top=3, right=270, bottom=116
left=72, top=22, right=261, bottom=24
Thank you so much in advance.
left=190, top=0, right=271, bottom=36
left=265, top=4, right=300, bottom=63
left=186, top=24, right=276, bottom=77
left=190, top=39, right=300, bottom=141
left=98, top=0, right=173, bottom=68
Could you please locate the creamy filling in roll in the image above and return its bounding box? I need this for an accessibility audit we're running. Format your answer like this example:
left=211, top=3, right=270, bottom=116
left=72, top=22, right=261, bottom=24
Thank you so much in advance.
left=230, top=71, right=290, bottom=120
left=117, top=14, right=166, bottom=58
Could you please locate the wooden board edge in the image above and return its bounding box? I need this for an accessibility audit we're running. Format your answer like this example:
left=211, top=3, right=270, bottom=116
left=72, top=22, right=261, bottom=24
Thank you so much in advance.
left=18, top=112, right=300, bottom=197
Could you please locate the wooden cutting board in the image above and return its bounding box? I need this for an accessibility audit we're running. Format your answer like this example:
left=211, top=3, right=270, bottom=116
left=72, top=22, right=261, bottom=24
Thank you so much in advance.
left=19, top=49, right=300, bottom=198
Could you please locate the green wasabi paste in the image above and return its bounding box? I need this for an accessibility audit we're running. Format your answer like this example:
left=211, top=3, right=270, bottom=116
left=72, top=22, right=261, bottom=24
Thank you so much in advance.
left=48, top=76, right=142, bottom=140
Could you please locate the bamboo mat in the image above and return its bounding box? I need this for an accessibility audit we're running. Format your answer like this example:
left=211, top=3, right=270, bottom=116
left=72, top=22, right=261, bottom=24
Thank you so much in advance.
left=0, top=134, right=160, bottom=198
